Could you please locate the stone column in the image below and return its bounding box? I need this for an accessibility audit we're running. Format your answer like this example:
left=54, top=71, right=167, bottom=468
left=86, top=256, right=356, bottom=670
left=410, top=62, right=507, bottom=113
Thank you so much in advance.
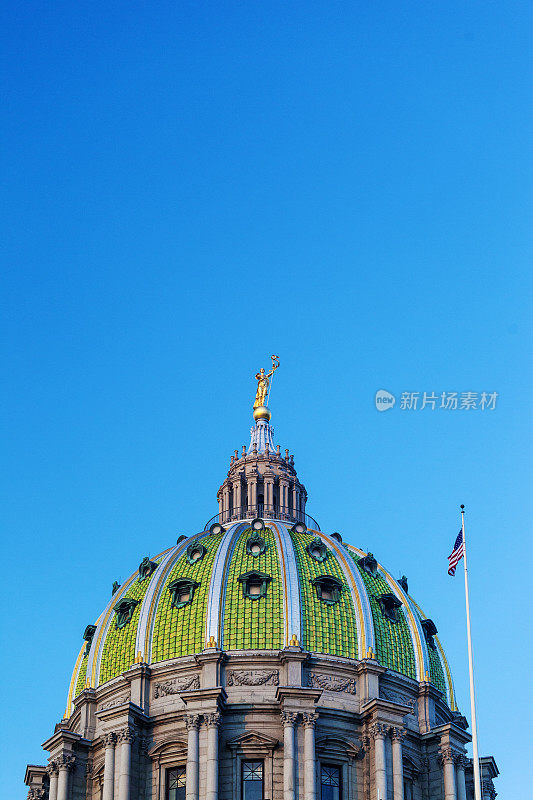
left=456, top=755, right=467, bottom=800
left=370, top=723, right=389, bottom=800
left=248, top=478, right=257, bottom=516
left=102, top=733, right=117, bottom=800
left=46, top=762, right=59, bottom=800
left=302, top=712, right=319, bottom=800
left=440, top=748, right=457, bottom=800
left=233, top=481, right=242, bottom=519
left=185, top=714, right=200, bottom=800
left=56, top=755, right=74, bottom=800
left=222, top=485, right=230, bottom=523
left=117, top=727, right=135, bottom=800
left=281, top=711, right=298, bottom=800
left=392, top=727, right=406, bottom=800
left=292, top=486, right=299, bottom=520
left=205, top=712, right=221, bottom=800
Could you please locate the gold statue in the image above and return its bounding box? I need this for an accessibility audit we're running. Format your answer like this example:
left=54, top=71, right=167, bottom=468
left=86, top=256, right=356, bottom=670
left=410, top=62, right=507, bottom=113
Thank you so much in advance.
left=254, top=355, right=280, bottom=409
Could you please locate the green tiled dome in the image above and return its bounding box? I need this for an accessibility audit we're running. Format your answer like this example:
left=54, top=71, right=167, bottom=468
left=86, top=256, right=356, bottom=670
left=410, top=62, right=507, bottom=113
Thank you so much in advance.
left=66, top=521, right=455, bottom=715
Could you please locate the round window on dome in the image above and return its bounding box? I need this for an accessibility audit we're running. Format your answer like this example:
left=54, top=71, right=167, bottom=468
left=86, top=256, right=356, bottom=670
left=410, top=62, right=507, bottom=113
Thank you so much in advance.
left=186, top=541, right=207, bottom=565
left=306, top=538, right=328, bottom=563
left=246, top=533, right=267, bottom=557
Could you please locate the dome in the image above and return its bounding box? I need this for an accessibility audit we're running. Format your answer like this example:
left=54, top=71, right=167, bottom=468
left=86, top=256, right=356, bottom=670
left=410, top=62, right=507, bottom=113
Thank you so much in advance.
left=67, top=520, right=455, bottom=715
left=26, top=366, right=499, bottom=800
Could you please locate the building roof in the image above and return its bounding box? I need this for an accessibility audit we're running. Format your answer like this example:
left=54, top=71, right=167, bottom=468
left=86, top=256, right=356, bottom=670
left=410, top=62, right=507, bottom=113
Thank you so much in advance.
left=66, top=519, right=455, bottom=716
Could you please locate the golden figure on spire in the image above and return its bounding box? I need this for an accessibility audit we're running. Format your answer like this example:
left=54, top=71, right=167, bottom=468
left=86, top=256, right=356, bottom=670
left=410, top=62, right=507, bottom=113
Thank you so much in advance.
left=253, top=355, right=280, bottom=417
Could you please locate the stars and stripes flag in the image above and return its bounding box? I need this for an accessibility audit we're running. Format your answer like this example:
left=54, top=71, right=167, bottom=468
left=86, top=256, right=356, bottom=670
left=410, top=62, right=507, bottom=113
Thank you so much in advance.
left=448, top=529, right=464, bottom=575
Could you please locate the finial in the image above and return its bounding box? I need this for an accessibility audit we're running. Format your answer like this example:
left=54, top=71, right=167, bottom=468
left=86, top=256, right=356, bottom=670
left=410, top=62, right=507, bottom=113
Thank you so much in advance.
left=289, top=633, right=300, bottom=647
left=206, top=635, right=217, bottom=649
left=252, top=355, right=279, bottom=421
left=85, top=677, right=92, bottom=689
left=134, top=651, right=143, bottom=664
left=460, top=504, right=465, bottom=510
left=242, top=445, right=246, bottom=456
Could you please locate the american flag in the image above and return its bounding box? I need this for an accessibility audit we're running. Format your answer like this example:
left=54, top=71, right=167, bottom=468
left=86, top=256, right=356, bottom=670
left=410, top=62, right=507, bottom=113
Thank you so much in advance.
left=448, top=529, right=464, bottom=576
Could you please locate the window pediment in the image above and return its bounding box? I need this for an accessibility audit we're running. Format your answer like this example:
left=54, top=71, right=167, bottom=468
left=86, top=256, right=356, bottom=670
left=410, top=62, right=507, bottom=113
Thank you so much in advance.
left=377, top=592, right=403, bottom=622
left=138, top=556, right=158, bottom=581
left=114, top=597, right=139, bottom=629
left=311, top=575, right=343, bottom=605
left=168, top=578, right=200, bottom=609
left=238, top=571, right=272, bottom=600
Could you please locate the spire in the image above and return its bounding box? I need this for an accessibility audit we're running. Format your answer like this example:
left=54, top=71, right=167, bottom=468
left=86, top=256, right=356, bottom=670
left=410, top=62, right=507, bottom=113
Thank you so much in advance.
left=248, top=418, right=275, bottom=455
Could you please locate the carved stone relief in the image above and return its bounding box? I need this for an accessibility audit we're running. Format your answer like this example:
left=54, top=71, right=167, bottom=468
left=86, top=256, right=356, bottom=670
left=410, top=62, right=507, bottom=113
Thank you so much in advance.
left=380, top=688, right=418, bottom=717
left=226, top=669, right=279, bottom=687
left=98, top=693, right=130, bottom=711
left=152, top=674, right=200, bottom=698
left=307, top=672, right=356, bottom=694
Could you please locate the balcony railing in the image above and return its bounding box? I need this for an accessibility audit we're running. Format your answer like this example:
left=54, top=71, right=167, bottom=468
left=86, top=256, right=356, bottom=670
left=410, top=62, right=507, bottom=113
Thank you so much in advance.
left=204, top=505, right=320, bottom=532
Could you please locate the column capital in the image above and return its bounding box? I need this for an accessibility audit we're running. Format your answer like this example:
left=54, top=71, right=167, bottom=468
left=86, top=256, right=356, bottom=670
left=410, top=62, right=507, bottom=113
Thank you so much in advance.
left=185, top=713, right=201, bottom=730
left=369, top=722, right=390, bottom=740
left=117, top=726, right=136, bottom=744
left=103, top=732, right=117, bottom=747
left=27, top=789, right=46, bottom=800
left=56, top=753, right=75, bottom=771
left=455, top=754, right=469, bottom=770
left=391, top=726, right=407, bottom=742
left=46, top=761, right=59, bottom=776
left=301, top=712, right=319, bottom=728
left=205, top=711, right=221, bottom=727
left=439, top=747, right=457, bottom=765
left=280, top=710, right=298, bottom=726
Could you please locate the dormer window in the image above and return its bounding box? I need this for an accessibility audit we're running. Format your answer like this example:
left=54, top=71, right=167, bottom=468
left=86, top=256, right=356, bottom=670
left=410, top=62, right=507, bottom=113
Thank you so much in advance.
left=238, top=570, right=272, bottom=600
left=311, top=575, right=343, bottom=605
left=187, top=541, right=207, bottom=565
left=138, top=556, right=158, bottom=582
left=114, top=598, right=139, bottom=630
left=246, top=533, right=267, bottom=557
left=306, top=538, right=328, bottom=563
left=377, top=592, right=402, bottom=622
left=168, top=578, right=200, bottom=609
left=421, top=618, right=438, bottom=649
left=83, top=624, right=97, bottom=656
left=359, top=553, right=378, bottom=577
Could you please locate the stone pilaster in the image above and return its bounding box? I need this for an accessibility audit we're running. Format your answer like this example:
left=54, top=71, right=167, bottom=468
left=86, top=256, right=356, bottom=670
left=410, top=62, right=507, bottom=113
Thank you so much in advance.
left=440, top=747, right=457, bottom=800
left=281, top=711, right=298, bottom=800
left=391, top=727, right=406, bottom=800
left=117, top=727, right=135, bottom=800
left=47, top=762, right=59, bottom=800
left=102, top=733, right=117, bottom=800
left=369, top=723, right=389, bottom=800
left=185, top=714, right=201, bottom=800
left=302, top=712, right=319, bottom=800
left=456, top=754, right=468, bottom=800
left=205, top=712, right=221, bottom=800
left=56, top=754, right=75, bottom=800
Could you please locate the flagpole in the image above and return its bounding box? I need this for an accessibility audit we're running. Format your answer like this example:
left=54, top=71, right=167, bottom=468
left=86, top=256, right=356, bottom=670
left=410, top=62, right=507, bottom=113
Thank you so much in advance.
left=461, top=504, right=482, bottom=800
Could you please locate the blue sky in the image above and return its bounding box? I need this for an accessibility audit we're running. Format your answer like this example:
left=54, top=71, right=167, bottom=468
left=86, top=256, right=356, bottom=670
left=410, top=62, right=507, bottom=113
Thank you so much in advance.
left=1, top=2, right=532, bottom=796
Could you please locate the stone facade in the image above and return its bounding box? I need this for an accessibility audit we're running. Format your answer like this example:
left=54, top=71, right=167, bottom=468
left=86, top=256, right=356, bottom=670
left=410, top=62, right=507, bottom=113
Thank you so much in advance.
left=26, top=645, right=496, bottom=800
